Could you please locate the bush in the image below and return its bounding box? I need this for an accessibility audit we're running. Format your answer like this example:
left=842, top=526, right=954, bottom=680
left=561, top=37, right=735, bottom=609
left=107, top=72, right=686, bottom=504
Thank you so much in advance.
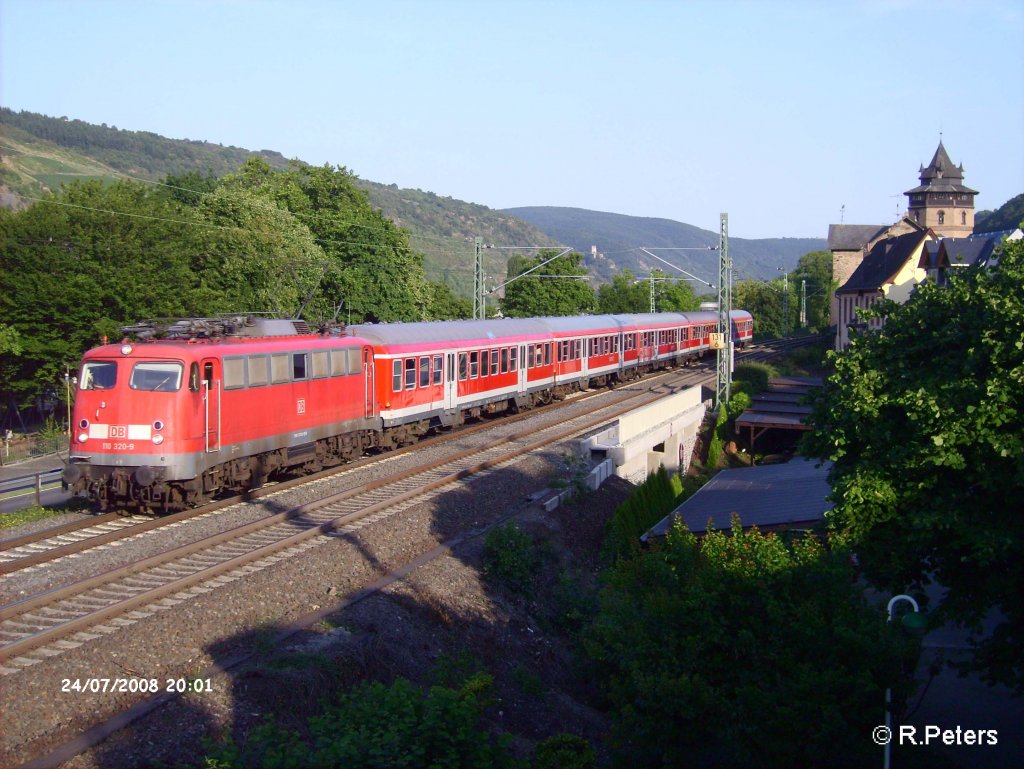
left=604, top=466, right=682, bottom=560
left=203, top=674, right=524, bottom=769
left=482, top=522, right=542, bottom=594
left=733, top=362, right=775, bottom=394
left=533, top=734, right=596, bottom=769
left=585, top=519, right=919, bottom=768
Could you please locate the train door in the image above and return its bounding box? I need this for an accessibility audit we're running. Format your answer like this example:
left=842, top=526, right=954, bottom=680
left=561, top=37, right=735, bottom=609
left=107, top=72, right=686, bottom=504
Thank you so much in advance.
left=363, top=349, right=374, bottom=418
left=444, top=353, right=458, bottom=410
left=581, top=337, right=590, bottom=378
left=201, top=358, right=221, bottom=452
left=518, top=345, right=527, bottom=391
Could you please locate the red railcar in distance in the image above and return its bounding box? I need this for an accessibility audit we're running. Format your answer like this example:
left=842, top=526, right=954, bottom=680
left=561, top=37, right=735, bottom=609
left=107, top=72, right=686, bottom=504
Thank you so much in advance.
left=64, top=311, right=753, bottom=512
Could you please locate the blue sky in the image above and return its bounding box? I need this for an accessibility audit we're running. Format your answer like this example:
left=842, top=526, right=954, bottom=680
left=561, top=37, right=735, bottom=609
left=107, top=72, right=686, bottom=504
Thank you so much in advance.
left=2, top=0, right=1022, bottom=239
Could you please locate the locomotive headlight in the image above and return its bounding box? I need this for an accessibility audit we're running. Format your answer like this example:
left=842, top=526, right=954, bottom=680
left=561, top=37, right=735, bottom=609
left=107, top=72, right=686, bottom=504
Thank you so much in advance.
left=153, top=420, right=164, bottom=431
left=79, top=418, right=90, bottom=430
left=152, top=434, right=164, bottom=445
left=121, top=344, right=133, bottom=355
left=77, top=432, right=89, bottom=444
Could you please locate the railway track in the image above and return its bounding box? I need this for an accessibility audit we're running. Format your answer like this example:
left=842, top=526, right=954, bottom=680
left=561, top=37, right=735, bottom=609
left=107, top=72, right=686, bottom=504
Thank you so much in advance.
left=0, top=380, right=687, bottom=672
left=0, top=336, right=816, bottom=572
left=0, top=336, right=821, bottom=672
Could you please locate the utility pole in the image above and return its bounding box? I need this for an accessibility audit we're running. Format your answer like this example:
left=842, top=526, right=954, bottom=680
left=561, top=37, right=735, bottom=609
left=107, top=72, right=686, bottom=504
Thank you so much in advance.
left=473, top=237, right=485, bottom=320
left=649, top=272, right=656, bottom=313
left=783, top=271, right=789, bottom=335
left=716, top=213, right=732, bottom=409
left=777, top=267, right=789, bottom=335
left=800, top=279, right=807, bottom=328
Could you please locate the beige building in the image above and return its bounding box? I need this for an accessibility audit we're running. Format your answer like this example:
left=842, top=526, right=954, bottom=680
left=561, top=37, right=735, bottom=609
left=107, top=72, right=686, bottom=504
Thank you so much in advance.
left=834, top=229, right=936, bottom=349
left=830, top=141, right=977, bottom=349
left=904, top=142, right=978, bottom=237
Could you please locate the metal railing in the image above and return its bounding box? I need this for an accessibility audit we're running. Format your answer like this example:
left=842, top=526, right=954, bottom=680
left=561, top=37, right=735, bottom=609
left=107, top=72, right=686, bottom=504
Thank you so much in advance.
left=0, top=469, right=64, bottom=508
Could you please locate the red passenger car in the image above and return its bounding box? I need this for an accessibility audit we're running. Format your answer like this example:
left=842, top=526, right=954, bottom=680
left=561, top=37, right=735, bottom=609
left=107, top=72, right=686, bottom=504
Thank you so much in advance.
left=64, top=310, right=753, bottom=512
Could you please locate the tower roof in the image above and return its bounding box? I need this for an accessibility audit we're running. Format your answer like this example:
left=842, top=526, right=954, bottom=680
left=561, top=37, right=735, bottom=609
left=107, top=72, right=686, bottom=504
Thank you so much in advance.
left=905, top=141, right=978, bottom=196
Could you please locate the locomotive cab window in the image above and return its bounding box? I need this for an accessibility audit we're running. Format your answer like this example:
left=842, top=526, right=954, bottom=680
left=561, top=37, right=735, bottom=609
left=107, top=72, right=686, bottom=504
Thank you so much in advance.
left=80, top=361, right=117, bottom=390
left=292, top=353, right=308, bottom=381
left=130, top=362, right=183, bottom=392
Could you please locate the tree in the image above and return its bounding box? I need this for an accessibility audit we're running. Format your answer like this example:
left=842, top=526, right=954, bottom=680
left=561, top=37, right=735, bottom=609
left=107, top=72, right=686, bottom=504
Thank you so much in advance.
left=0, top=179, right=205, bottom=406
left=0, top=324, right=22, bottom=356
left=732, top=278, right=785, bottom=337
left=500, top=250, right=596, bottom=317
left=585, top=519, right=914, bottom=768
left=803, top=237, right=1024, bottom=691
left=596, top=269, right=648, bottom=313
left=219, top=159, right=429, bottom=323
left=424, top=281, right=472, bottom=320
left=596, top=269, right=700, bottom=314
left=790, top=250, right=834, bottom=330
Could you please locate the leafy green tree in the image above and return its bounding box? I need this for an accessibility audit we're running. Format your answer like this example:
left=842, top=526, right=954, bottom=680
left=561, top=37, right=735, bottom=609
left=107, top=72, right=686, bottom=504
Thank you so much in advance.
left=192, top=185, right=328, bottom=316
left=596, top=269, right=648, bottom=313
left=220, top=159, right=428, bottom=323
left=597, top=269, right=700, bottom=314
left=0, top=179, right=203, bottom=405
left=424, top=281, right=472, bottom=320
left=803, top=237, right=1024, bottom=691
left=733, top=278, right=785, bottom=337
left=655, top=271, right=700, bottom=312
left=585, top=520, right=914, bottom=768
left=0, top=324, right=22, bottom=355
left=790, top=250, right=834, bottom=330
left=500, top=250, right=595, bottom=317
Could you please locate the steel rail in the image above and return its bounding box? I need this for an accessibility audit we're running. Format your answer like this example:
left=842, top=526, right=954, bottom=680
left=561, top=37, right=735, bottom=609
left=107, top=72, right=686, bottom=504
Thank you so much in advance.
left=0, top=337, right=810, bottom=574
left=0, top=388, right=667, bottom=664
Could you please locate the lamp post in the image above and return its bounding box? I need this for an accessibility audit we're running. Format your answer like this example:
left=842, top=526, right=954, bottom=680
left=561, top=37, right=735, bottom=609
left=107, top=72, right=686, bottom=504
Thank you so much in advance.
left=884, top=594, right=922, bottom=769
left=63, top=368, right=73, bottom=437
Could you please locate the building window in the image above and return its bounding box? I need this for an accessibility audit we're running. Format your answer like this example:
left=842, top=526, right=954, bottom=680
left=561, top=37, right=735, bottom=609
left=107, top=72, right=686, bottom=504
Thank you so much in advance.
left=961, top=211, right=967, bottom=225
left=938, top=210, right=945, bottom=225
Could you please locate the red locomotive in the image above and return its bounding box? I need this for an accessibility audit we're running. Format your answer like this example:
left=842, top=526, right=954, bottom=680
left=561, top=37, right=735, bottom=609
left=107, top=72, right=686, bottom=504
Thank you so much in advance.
left=63, top=311, right=753, bottom=511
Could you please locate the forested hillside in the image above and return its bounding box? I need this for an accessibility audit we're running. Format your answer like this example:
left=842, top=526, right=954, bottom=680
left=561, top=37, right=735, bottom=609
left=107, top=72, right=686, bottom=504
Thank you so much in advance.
left=0, top=160, right=472, bottom=407
left=975, top=192, right=1024, bottom=233
left=506, top=206, right=827, bottom=283
left=0, top=108, right=552, bottom=298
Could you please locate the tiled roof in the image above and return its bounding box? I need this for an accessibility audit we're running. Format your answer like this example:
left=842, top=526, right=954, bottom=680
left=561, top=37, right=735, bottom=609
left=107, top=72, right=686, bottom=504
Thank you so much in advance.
left=837, top=230, right=930, bottom=293
left=939, top=236, right=998, bottom=268
left=827, top=224, right=887, bottom=251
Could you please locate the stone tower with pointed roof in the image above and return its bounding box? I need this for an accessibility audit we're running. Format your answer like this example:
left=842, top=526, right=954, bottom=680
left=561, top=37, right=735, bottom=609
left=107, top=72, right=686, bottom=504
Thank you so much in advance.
left=904, top=141, right=978, bottom=237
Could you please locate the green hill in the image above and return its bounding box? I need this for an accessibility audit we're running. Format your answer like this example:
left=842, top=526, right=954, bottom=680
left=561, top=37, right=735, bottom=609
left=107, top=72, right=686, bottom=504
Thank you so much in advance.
left=4, top=107, right=833, bottom=292
left=975, top=193, right=1024, bottom=234
left=505, top=206, right=827, bottom=284
left=0, top=108, right=552, bottom=297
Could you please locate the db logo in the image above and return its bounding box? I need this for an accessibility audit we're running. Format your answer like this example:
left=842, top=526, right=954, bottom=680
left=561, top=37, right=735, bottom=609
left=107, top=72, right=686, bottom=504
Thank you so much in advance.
left=296, top=399, right=306, bottom=415
left=109, top=425, right=128, bottom=438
